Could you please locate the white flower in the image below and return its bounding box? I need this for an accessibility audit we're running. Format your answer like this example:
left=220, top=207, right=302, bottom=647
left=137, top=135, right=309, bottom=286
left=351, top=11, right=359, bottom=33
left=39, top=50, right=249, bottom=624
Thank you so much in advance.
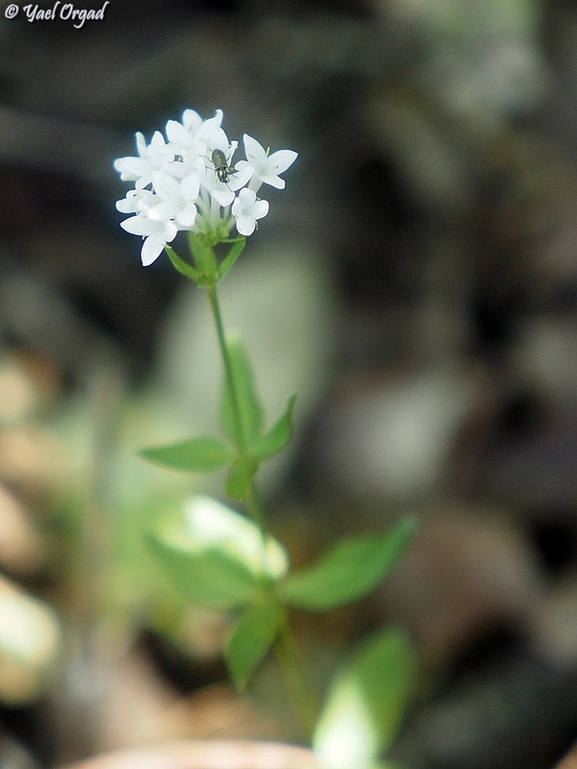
left=120, top=214, right=177, bottom=266
left=195, top=109, right=226, bottom=146
left=232, top=188, right=269, bottom=236
left=113, top=131, right=174, bottom=189
left=165, top=108, right=211, bottom=163
left=147, top=171, right=199, bottom=228
left=237, top=134, right=298, bottom=192
left=115, top=187, right=157, bottom=215
left=166, top=108, right=203, bottom=143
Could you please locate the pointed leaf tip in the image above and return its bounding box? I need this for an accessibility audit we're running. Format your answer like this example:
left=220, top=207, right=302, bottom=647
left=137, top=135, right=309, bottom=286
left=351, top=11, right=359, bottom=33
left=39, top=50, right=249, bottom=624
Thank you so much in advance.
left=280, top=516, right=417, bottom=611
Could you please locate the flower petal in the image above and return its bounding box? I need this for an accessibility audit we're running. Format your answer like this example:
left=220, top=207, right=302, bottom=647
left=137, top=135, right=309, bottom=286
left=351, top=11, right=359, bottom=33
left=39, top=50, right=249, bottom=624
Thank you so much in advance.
left=163, top=220, right=178, bottom=241
left=181, top=173, right=200, bottom=201
left=149, top=131, right=167, bottom=152
left=197, top=112, right=225, bottom=143
left=243, top=134, right=266, bottom=164
left=237, top=187, right=256, bottom=206
left=182, top=109, right=203, bottom=132
left=176, top=203, right=197, bottom=227
left=120, top=215, right=155, bottom=236
left=152, top=171, right=181, bottom=203
left=267, top=149, right=298, bottom=174
left=148, top=202, right=177, bottom=221
left=252, top=199, right=269, bottom=220
left=260, top=173, right=285, bottom=190
left=229, top=165, right=254, bottom=190
left=141, top=233, right=165, bottom=266
left=211, top=187, right=235, bottom=207
left=236, top=215, right=256, bottom=236
left=166, top=120, right=193, bottom=148
left=114, top=157, right=150, bottom=179
left=135, top=132, right=147, bottom=157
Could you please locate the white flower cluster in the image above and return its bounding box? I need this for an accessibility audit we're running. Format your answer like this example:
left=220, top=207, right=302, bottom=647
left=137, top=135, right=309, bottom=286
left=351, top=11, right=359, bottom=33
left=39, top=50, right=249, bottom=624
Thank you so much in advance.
left=114, top=109, right=298, bottom=266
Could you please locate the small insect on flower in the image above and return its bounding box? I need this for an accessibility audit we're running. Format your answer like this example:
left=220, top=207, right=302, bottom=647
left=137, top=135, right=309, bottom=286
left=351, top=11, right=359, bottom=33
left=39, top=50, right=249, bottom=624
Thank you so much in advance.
left=211, top=149, right=236, bottom=184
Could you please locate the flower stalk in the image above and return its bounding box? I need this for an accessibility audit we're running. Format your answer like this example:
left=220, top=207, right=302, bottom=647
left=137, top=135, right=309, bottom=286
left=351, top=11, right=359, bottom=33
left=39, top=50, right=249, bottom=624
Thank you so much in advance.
left=114, top=105, right=313, bottom=732
left=206, top=281, right=247, bottom=452
left=275, top=613, right=320, bottom=742
left=206, top=278, right=318, bottom=735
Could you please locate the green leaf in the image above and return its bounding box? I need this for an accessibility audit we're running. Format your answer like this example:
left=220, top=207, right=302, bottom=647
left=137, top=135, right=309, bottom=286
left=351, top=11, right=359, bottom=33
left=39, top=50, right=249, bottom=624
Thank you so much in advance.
left=313, top=626, right=416, bottom=769
left=279, top=517, right=416, bottom=611
left=146, top=532, right=260, bottom=609
left=250, top=395, right=297, bottom=460
left=225, top=600, right=283, bottom=689
left=217, top=238, right=246, bottom=282
left=164, top=245, right=201, bottom=282
left=226, top=457, right=258, bottom=501
left=141, top=437, right=234, bottom=473
left=219, top=333, right=263, bottom=446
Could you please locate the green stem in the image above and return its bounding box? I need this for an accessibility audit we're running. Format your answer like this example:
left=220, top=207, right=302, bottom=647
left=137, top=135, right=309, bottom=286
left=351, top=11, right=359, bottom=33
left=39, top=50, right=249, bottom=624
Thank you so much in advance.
left=247, top=480, right=266, bottom=537
left=205, top=270, right=318, bottom=740
left=275, top=615, right=319, bottom=742
left=247, top=480, right=273, bottom=578
left=206, top=281, right=247, bottom=452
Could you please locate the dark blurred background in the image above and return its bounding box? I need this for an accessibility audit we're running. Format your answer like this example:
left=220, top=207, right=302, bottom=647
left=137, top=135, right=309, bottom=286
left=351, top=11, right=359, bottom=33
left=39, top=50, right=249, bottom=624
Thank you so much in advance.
left=2, top=1, right=577, bottom=768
